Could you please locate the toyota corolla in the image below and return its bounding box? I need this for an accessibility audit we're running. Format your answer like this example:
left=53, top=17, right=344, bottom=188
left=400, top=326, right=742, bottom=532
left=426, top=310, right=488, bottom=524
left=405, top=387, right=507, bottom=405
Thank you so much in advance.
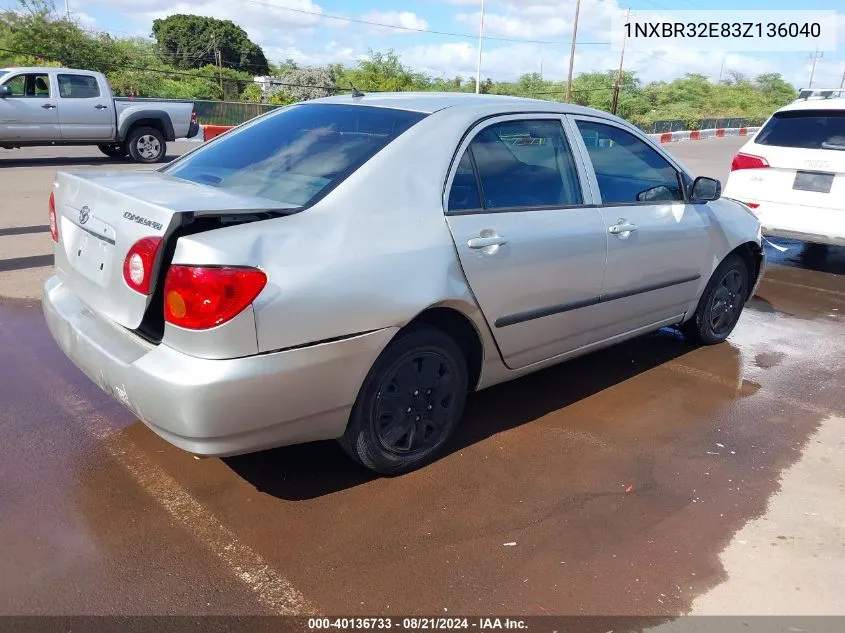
left=43, top=93, right=766, bottom=474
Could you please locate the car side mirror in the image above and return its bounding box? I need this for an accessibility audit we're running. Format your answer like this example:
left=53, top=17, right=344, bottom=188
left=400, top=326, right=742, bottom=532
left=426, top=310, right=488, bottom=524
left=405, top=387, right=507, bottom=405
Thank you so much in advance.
left=690, top=176, right=721, bottom=202
left=0, top=85, right=10, bottom=98
left=636, top=184, right=675, bottom=202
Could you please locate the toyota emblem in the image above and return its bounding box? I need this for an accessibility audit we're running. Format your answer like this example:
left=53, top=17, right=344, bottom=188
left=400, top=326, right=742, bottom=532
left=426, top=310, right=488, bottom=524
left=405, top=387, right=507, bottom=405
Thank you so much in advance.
left=79, top=206, right=90, bottom=225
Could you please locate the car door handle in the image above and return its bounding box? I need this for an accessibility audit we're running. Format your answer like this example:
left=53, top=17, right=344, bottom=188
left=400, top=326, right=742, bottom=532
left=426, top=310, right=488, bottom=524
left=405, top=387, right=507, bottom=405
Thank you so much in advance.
left=467, top=235, right=508, bottom=249
left=41, top=103, right=56, bottom=110
left=95, top=104, right=108, bottom=110
left=608, top=221, right=638, bottom=235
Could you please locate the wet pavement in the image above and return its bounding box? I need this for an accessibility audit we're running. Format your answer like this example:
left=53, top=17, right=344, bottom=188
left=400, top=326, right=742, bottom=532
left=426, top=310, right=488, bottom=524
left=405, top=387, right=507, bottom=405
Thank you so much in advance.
left=0, top=142, right=844, bottom=616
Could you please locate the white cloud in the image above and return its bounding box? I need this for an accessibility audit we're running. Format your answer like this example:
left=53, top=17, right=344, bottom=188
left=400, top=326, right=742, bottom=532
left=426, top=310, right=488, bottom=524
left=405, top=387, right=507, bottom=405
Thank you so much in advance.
left=360, top=11, right=429, bottom=33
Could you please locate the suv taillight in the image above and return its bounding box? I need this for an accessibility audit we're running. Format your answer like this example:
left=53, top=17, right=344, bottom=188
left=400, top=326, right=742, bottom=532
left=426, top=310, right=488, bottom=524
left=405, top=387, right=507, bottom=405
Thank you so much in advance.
left=164, top=266, right=267, bottom=330
left=123, top=237, right=163, bottom=295
left=731, top=152, right=770, bottom=171
left=48, top=192, right=58, bottom=243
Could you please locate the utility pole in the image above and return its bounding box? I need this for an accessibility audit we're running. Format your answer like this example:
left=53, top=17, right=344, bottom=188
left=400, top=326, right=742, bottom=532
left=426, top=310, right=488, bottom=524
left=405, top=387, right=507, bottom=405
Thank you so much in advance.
left=564, top=0, right=581, bottom=102
left=839, top=65, right=845, bottom=89
left=610, top=8, right=630, bottom=115
left=212, top=33, right=224, bottom=95
left=64, top=0, right=70, bottom=19
left=808, top=47, right=823, bottom=89
left=718, top=55, right=726, bottom=82
left=475, top=0, right=485, bottom=94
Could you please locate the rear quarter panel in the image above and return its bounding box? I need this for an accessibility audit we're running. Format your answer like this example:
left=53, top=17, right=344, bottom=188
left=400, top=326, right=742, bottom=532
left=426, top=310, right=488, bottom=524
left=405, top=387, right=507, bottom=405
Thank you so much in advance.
left=116, top=101, right=193, bottom=140
left=167, top=107, right=500, bottom=363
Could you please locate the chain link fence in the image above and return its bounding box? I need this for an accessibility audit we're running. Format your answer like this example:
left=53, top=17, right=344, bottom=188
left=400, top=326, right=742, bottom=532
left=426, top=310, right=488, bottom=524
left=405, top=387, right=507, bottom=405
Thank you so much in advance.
left=639, top=117, right=768, bottom=133
left=193, top=100, right=280, bottom=126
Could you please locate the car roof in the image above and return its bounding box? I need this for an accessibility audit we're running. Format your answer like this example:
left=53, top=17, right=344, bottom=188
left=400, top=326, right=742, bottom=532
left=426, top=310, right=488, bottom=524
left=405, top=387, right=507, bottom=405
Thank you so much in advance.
left=777, top=97, right=845, bottom=113
left=306, top=91, right=625, bottom=120
left=0, top=67, right=96, bottom=75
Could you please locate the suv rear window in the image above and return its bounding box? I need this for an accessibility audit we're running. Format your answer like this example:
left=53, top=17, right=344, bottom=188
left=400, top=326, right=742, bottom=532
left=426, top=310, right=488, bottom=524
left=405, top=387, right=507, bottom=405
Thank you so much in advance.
left=163, top=103, right=427, bottom=208
left=755, top=110, right=845, bottom=151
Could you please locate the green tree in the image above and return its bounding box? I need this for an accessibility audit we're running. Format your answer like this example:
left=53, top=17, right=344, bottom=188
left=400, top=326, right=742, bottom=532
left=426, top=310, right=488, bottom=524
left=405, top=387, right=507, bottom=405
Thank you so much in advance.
left=0, top=0, right=126, bottom=72
left=152, top=14, right=268, bottom=75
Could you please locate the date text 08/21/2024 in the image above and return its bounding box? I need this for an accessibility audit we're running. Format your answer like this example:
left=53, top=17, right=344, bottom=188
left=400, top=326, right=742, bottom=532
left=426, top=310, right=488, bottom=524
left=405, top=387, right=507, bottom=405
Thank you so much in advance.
left=307, top=618, right=528, bottom=631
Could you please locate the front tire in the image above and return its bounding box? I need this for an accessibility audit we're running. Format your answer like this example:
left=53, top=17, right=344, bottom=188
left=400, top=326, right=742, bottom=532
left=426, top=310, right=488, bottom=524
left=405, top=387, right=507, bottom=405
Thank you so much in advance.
left=682, top=253, right=749, bottom=345
left=98, top=144, right=127, bottom=159
left=339, top=325, right=468, bottom=475
left=127, top=126, right=166, bottom=164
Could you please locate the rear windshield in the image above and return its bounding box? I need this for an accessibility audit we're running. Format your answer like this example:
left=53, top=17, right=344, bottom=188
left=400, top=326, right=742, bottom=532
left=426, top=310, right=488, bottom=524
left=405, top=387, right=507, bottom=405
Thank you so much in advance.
left=162, top=103, right=427, bottom=208
left=755, top=110, right=845, bottom=151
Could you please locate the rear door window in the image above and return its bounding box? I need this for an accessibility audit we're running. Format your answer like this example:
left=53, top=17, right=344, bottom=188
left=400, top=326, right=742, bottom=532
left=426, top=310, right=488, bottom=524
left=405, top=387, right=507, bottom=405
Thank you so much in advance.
left=755, top=110, right=845, bottom=151
left=57, top=74, right=101, bottom=98
left=163, top=103, right=427, bottom=208
left=461, top=119, right=582, bottom=210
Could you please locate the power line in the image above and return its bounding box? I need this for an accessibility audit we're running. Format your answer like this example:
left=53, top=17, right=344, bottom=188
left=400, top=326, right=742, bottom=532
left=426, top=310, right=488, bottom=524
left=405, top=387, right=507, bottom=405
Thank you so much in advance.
left=238, top=0, right=610, bottom=46
left=0, top=45, right=346, bottom=91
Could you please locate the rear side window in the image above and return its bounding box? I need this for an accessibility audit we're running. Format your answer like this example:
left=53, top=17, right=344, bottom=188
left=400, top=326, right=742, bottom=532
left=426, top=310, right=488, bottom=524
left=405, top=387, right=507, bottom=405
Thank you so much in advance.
left=756, top=110, right=845, bottom=150
left=461, top=119, right=582, bottom=210
left=58, top=74, right=100, bottom=98
left=163, top=104, right=427, bottom=208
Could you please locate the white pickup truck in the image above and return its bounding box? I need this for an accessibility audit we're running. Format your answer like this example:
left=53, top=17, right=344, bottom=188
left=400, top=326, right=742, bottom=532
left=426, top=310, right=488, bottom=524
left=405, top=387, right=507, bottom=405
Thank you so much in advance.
left=0, top=67, right=200, bottom=163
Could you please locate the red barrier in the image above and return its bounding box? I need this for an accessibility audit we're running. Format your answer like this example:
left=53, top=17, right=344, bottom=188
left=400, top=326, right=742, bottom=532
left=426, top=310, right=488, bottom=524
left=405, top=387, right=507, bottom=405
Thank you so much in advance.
left=202, top=125, right=233, bottom=141
left=689, top=130, right=701, bottom=141
left=659, top=132, right=673, bottom=144
left=716, top=128, right=726, bottom=138
left=738, top=127, right=748, bottom=136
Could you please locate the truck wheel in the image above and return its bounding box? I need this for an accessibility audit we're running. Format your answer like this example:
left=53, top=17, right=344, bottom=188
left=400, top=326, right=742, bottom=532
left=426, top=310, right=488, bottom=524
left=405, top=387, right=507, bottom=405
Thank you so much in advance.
left=127, top=127, right=166, bottom=164
left=98, top=144, right=127, bottom=159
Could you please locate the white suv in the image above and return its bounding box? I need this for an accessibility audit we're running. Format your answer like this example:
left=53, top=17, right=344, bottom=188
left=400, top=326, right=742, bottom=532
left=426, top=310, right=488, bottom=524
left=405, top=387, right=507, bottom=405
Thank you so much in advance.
left=723, top=89, right=845, bottom=247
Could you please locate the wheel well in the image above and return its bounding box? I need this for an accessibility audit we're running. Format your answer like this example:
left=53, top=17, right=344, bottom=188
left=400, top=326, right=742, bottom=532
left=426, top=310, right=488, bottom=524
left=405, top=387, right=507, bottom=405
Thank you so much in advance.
left=731, top=241, right=763, bottom=300
left=127, top=119, right=165, bottom=139
left=407, top=307, right=484, bottom=391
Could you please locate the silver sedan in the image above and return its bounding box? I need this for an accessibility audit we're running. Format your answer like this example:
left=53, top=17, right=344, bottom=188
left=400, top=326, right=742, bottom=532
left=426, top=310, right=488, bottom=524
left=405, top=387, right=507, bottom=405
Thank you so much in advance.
left=43, top=93, right=765, bottom=474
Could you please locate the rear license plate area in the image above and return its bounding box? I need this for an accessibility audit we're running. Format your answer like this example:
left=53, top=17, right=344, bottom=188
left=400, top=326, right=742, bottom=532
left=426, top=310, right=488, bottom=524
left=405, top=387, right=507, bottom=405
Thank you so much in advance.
left=71, top=229, right=114, bottom=286
left=793, top=171, right=834, bottom=193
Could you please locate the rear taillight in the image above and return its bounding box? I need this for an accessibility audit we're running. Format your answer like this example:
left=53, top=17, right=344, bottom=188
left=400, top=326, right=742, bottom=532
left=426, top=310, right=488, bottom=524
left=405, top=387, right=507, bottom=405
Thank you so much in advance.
left=123, top=237, right=163, bottom=295
left=48, top=192, right=58, bottom=243
left=163, top=266, right=267, bottom=330
left=731, top=152, right=770, bottom=171
left=191, top=111, right=197, bottom=124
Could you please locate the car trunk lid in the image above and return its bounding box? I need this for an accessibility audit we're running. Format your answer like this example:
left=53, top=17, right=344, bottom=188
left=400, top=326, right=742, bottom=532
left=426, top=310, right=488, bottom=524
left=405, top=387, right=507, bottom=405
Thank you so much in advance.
left=53, top=169, right=292, bottom=330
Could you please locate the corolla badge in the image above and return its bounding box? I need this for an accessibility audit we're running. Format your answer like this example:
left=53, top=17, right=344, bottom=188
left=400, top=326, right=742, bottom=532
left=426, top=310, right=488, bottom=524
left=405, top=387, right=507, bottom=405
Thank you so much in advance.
left=79, top=206, right=90, bottom=225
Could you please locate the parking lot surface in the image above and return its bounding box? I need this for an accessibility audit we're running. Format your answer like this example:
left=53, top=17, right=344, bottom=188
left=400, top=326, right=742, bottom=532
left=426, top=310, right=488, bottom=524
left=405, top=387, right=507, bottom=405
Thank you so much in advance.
left=1, top=138, right=843, bottom=617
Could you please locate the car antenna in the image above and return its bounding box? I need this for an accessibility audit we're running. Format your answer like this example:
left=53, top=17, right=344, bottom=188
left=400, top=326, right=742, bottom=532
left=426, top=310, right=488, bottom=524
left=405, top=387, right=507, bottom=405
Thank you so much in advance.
left=350, top=83, right=365, bottom=98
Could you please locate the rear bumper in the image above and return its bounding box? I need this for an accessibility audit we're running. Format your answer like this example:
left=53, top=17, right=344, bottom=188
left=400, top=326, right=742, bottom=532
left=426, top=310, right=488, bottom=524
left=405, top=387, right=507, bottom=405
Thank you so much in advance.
left=186, top=120, right=200, bottom=139
left=42, top=276, right=397, bottom=456
left=726, top=197, right=845, bottom=247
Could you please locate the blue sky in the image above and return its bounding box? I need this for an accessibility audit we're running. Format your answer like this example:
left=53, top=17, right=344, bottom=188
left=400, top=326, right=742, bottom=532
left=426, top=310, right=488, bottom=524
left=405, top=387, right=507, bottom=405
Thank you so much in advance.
left=3, top=0, right=843, bottom=87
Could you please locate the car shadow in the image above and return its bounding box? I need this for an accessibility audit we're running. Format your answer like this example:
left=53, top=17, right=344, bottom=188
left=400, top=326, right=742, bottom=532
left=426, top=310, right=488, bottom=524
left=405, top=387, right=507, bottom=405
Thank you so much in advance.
left=224, top=327, right=702, bottom=501
left=765, top=239, right=845, bottom=275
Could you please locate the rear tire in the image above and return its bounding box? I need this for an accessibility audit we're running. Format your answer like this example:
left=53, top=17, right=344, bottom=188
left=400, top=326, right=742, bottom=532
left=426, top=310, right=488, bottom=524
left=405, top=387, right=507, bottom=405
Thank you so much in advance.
left=339, top=325, right=468, bottom=476
left=98, top=144, right=127, bottom=159
left=681, top=253, right=749, bottom=345
left=127, top=126, right=166, bottom=164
